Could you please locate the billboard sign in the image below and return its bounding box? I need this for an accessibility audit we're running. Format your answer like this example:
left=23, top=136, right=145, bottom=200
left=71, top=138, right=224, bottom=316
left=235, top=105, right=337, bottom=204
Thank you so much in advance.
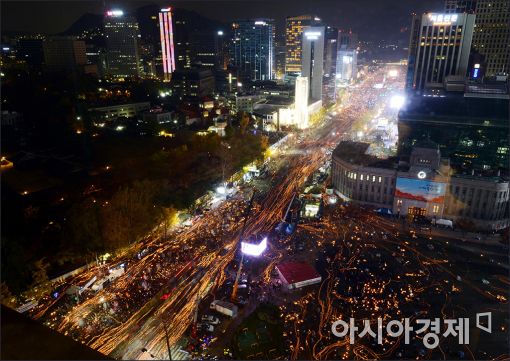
left=304, top=203, right=320, bottom=218
left=395, top=178, right=446, bottom=203
left=241, top=237, right=267, bottom=256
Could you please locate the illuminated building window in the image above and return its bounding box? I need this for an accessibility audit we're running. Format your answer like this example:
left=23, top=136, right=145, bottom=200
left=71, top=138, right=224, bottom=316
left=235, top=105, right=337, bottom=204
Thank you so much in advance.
left=433, top=205, right=439, bottom=213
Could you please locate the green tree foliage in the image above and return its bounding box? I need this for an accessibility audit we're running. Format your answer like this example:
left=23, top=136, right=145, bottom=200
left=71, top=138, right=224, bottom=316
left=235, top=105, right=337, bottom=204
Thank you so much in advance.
left=31, top=259, right=50, bottom=285
left=101, top=180, right=163, bottom=249
left=64, top=199, right=103, bottom=254
left=309, top=107, right=327, bottom=126
left=0, top=282, right=17, bottom=308
left=239, top=112, right=250, bottom=135
left=1, top=236, right=31, bottom=294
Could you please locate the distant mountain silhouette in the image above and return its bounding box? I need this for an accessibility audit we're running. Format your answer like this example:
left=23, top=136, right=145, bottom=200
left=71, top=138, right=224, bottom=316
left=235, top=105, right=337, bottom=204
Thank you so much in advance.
left=60, top=13, right=103, bottom=36
left=135, top=4, right=226, bottom=42
left=57, top=5, right=225, bottom=49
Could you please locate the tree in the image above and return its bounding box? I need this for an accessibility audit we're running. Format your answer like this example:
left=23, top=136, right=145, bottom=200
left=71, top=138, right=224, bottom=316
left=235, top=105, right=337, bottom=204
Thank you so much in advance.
left=31, top=259, right=50, bottom=286
left=64, top=199, right=103, bottom=254
left=161, top=207, right=178, bottom=239
left=102, top=180, right=163, bottom=249
left=216, top=142, right=234, bottom=184
left=1, top=236, right=31, bottom=294
left=239, top=112, right=250, bottom=135
left=0, top=282, right=17, bottom=308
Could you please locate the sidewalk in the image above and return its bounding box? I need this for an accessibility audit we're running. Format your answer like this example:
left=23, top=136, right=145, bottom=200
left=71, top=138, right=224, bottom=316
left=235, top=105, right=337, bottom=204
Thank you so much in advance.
left=377, top=216, right=507, bottom=248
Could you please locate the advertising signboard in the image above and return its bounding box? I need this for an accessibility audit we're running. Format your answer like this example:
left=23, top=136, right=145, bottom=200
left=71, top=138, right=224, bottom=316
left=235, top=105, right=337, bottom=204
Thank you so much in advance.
left=395, top=178, right=446, bottom=203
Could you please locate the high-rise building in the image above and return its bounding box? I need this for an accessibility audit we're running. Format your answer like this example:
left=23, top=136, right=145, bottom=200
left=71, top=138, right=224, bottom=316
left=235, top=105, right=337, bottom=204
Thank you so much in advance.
left=398, top=93, right=509, bottom=171
left=337, top=30, right=358, bottom=49
left=16, top=38, right=44, bottom=68
left=275, top=38, right=287, bottom=79
left=405, top=13, right=475, bottom=91
left=301, top=27, right=325, bottom=101
left=444, top=0, right=478, bottom=13
left=159, top=8, right=176, bottom=81
left=215, top=30, right=228, bottom=70
left=190, top=31, right=217, bottom=69
left=323, top=26, right=338, bottom=102
left=445, top=0, right=509, bottom=77
left=471, top=0, right=509, bottom=76
left=43, top=36, right=87, bottom=73
left=294, top=76, right=309, bottom=129
left=104, top=10, right=141, bottom=78
left=85, top=43, right=107, bottom=77
left=231, top=19, right=275, bottom=81
left=335, top=30, right=358, bottom=88
left=173, top=14, right=192, bottom=70
left=171, top=68, right=215, bottom=100
left=336, top=48, right=357, bottom=84
left=285, top=15, right=322, bottom=75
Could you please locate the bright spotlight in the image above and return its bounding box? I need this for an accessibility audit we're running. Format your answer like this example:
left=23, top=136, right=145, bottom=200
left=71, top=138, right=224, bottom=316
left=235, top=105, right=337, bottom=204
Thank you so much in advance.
left=216, top=186, right=226, bottom=195
left=390, top=95, right=405, bottom=109
left=241, top=237, right=267, bottom=256
left=388, top=69, right=398, bottom=77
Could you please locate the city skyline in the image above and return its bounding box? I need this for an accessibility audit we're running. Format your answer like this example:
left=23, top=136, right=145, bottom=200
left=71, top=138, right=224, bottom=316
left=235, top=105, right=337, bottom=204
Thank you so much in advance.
left=2, top=0, right=443, bottom=42
left=1, top=0, right=508, bottom=360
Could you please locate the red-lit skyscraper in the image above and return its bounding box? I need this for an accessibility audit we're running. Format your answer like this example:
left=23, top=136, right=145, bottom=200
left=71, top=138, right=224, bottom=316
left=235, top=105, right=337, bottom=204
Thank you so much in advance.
left=159, top=7, right=176, bottom=81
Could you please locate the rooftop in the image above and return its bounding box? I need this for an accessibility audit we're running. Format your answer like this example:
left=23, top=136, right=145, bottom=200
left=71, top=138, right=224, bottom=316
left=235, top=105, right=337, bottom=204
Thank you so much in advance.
left=399, top=93, right=509, bottom=122
left=276, top=262, right=321, bottom=285
left=332, top=141, right=397, bottom=169
left=1, top=305, right=111, bottom=360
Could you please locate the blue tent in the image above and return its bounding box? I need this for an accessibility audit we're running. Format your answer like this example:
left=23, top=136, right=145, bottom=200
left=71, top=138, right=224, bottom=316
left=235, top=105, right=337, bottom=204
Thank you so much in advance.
left=375, top=208, right=393, bottom=215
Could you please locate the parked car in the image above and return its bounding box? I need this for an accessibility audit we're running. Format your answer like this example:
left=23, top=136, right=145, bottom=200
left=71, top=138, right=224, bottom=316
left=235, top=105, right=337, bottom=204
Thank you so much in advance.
left=198, top=323, right=214, bottom=332
left=201, top=315, right=220, bottom=325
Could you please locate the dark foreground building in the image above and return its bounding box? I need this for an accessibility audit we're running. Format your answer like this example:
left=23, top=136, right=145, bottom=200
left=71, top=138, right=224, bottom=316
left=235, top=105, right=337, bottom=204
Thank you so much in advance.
left=398, top=94, right=509, bottom=171
left=1, top=305, right=111, bottom=360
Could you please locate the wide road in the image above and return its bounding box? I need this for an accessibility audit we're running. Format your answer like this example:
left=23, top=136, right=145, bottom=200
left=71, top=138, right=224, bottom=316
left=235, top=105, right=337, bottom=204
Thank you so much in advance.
left=31, top=65, right=404, bottom=360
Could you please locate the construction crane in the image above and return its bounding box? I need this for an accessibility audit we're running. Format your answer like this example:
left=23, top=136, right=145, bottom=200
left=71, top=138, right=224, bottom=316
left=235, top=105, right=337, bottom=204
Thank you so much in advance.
left=231, top=189, right=256, bottom=302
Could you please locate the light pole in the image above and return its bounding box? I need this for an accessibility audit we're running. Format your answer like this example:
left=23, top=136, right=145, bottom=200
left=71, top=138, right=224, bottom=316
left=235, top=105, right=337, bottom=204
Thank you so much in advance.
left=162, top=321, right=172, bottom=360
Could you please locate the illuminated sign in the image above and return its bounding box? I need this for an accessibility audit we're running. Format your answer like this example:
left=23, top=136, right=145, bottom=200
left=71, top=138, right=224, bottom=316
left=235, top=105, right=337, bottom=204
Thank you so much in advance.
left=305, top=31, right=322, bottom=40
left=388, top=69, right=398, bottom=77
left=395, top=178, right=446, bottom=203
left=472, top=63, right=480, bottom=78
left=106, top=10, right=124, bottom=17
left=159, top=9, right=176, bottom=77
left=304, top=204, right=320, bottom=218
left=254, top=21, right=267, bottom=25
left=241, top=237, right=268, bottom=256
left=428, top=13, right=458, bottom=24
left=417, top=171, right=427, bottom=179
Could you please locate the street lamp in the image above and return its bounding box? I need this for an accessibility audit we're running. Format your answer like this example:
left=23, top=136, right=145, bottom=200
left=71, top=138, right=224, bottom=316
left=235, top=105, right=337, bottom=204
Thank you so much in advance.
left=162, top=321, right=173, bottom=360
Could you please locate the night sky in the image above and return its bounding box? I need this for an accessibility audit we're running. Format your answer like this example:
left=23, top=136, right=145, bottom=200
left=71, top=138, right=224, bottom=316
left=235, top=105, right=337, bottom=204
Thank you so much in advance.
left=2, top=0, right=443, bottom=41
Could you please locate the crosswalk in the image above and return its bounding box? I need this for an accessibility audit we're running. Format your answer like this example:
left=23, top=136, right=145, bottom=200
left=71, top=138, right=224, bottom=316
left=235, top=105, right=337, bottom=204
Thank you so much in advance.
left=171, top=345, right=191, bottom=360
